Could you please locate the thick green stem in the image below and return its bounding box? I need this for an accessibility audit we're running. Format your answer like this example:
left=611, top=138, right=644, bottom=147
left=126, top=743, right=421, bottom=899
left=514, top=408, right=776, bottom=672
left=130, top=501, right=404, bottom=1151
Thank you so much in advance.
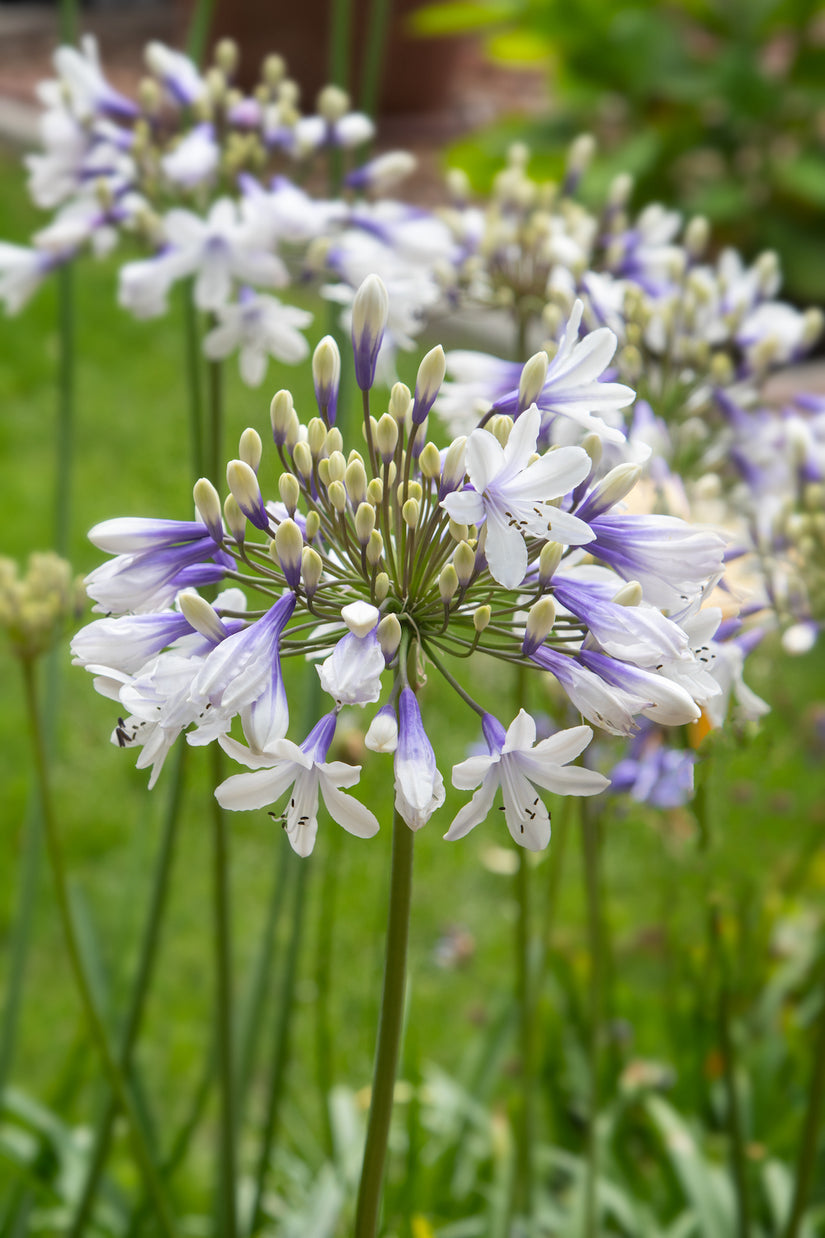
left=68, top=744, right=187, bottom=1237
left=710, top=905, right=751, bottom=1238
left=581, top=800, right=601, bottom=1238
left=248, top=851, right=310, bottom=1235
left=183, top=287, right=205, bottom=480
left=514, top=847, right=536, bottom=1221
left=206, top=357, right=223, bottom=486
left=314, top=827, right=340, bottom=1156
left=54, top=266, right=75, bottom=556
left=20, top=659, right=178, bottom=1238
left=185, top=0, right=217, bottom=64
left=358, top=0, right=393, bottom=120
left=782, top=962, right=825, bottom=1238
left=354, top=810, right=415, bottom=1238
left=0, top=793, right=41, bottom=1095
left=211, top=746, right=238, bottom=1238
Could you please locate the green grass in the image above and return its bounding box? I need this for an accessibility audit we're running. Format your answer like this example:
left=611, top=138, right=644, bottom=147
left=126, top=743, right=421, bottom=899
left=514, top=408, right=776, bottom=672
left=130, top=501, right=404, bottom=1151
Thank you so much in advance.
left=2, top=147, right=825, bottom=1231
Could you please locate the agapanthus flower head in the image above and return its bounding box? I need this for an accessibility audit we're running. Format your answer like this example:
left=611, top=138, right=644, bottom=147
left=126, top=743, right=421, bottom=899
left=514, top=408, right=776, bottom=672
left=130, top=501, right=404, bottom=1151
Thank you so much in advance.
left=0, top=553, right=86, bottom=662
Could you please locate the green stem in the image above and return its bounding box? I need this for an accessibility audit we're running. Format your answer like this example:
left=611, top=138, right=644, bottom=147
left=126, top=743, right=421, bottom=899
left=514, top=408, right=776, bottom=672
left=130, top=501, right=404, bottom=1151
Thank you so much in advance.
left=358, top=0, right=393, bottom=120
left=211, top=745, right=238, bottom=1238
left=513, top=847, right=536, bottom=1223
left=314, top=827, right=340, bottom=1157
left=710, top=904, right=751, bottom=1238
left=248, top=851, right=310, bottom=1235
left=54, top=265, right=75, bottom=557
left=183, top=286, right=205, bottom=480
left=185, top=0, right=217, bottom=64
left=206, top=356, right=223, bottom=485
left=67, top=744, right=186, bottom=1237
left=354, top=809, right=415, bottom=1238
left=782, top=960, right=825, bottom=1238
left=19, top=658, right=178, bottom=1238
left=581, top=800, right=601, bottom=1238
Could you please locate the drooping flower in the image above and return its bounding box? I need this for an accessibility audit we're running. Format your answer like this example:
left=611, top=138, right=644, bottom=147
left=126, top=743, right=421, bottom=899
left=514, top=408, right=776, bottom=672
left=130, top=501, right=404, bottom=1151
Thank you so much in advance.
left=394, top=687, right=445, bottom=830
left=446, top=711, right=609, bottom=850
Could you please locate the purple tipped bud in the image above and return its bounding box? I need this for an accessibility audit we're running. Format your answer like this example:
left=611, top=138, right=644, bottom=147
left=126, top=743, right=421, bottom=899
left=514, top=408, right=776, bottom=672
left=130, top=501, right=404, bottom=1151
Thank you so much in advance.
left=352, top=274, right=389, bottom=391
left=312, top=335, right=341, bottom=425
left=226, top=460, right=269, bottom=531
left=411, top=345, right=446, bottom=425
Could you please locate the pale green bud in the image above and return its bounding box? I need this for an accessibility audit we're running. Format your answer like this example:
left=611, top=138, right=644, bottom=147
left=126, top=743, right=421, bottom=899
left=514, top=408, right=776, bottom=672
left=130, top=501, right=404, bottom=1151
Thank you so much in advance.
left=374, top=571, right=390, bottom=603
left=215, top=38, right=239, bottom=75
left=193, top=477, right=222, bottom=542
left=317, top=459, right=331, bottom=486
left=274, top=518, right=304, bottom=582
left=376, top=613, right=402, bottom=660
left=518, top=351, right=548, bottom=410
left=178, top=590, right=226, bottom=643
left=223, top=494, right=245, bottom=543
left=710, top=352, right=735, bottom=386
left=582, top=433, right=602, bottom=467
left=449, top=519, right=468, bottom=542
left=442, top=436, right=467, bottom=493
left=525, top=597, right=555, bottom=648
left=227, top=459, right=265, bottom=527
left=376, top=413, right=399, bottom=461
left=318, top=83, right=349, bottom=122
left=454, top=540, right=475, bottom=587
left=685, top=215, right=709, bottom=259
left=270, top=389, right=294, bottom=442
left=593, top=462, right=642, bottom=509
left=278, top=473, right=299, bottom=514
left=612, top=581, right=643, bottom=607
left=326, top=450, right=347, bottom=483
left=325, top=427, right=343, bottom=455
left=239, top=427, right=262, bottom=471
left=402, top=498, right=420, bottom=529
left=804, top=308, right=824, bottom=348
left=388, top=381, right=412, bottom=423
left=438, top=564, right=459, bottom=602
left=345, top=458, right=368, bottom=506
left=473, top=605, right=491, bottom=633
left=398, top=480, right=422, bottom=506
left=367, top=477, right=384, bottom=505
left=305, top=510, right=321, bottom=540
left=292, top=440, right=313, bottom=479
left=608, top=171, right=633, bottom=208
left=567, top=132, right=595, bottom=175
left=412, top=345, right=446, bottom=423
left=419, top=442, right=441, bottom=479
left=301, top=547, right=323, bottom=597
left=262, top=53, right=285, bottom=87
left=328, top=480, right=347, bottom=513
left=488, top=415, right=512, bottom=448
left=307, top=417, right=327, bottom=458
left=312, top=335, right=341, bottom=412
left=538, top=542, right=562, bottom=586
left=355, top=502, right=376, bottom=544
left=366, top=529, right=385, bottom=567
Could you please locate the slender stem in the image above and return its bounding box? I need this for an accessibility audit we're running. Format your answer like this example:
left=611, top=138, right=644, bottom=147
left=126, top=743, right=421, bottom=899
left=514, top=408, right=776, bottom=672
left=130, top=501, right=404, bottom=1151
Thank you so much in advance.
left=782, top=960, right=825, bottom=1238
left=248, top=851, right=310, bottom=1235
left=329, top=0, right=352, bottom=88
left=211, top=745, right=238, bottom=1238
left=19, top=658, right=178, bottom=1238
left=513, top=847, right=536, bottom=1222
left=185, top=0, right=217, bottom=64
left=359, top=0, right=393, bottom=120
left=183, top=286, right=204, bottom=480
left=0, top=791, right=41, bottom=1095
left=206, top=356, right=223, bottom=485
left=67, top=744, right=187, bottom=1237
left=54, top=265, right=75, bottom=557
left=314, top=827, right=340, bottom=1156
left=581, top=799, right=601, bottom=1238
left=354, top=809, right=415, bottom=1238
left=710, top=904, right=751, bottom=1238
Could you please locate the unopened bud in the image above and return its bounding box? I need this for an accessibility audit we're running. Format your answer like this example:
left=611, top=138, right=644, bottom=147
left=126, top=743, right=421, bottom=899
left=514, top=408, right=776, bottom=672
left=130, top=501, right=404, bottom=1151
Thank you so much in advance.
left=366, top=529, right=384, bottom=567
left=227, top=459, right=269, bottom=530
left=454, top=540, right=475, bottom=587
left=178, top=590, right=226, bottom=643
left=449, top=519, right=468, bottom=542
left=301, top=547, right=322, bottom=597
left=193, top=477, right=223, bottom=543
left=278, top=473, right=299, bottom=514
left=262, top=54, right=285, bottom=87
left=488, top=415, right=512, bottom=448
left=419, top=442, right=441, bottom=480
left=538, top=542, right=562, bottom=586
left=223, top=494, right=245, bottom=543
left=317, top=83, right=349, bottom=122
left=411, top=345, right=446, bottom=425
left=389, top=382, right=412, bottom=423
left=312, top=334, right=341, bottom=422
left=684, top=215, right=709, bottom=259
left=519, top=351, right=548, bottom=411
left=274, top=518, right=304, bottom=588
left=355, top=502, right=376, bottom=544
left=352, top=274, right=389, bottom=390
left=345, top=458, right=368, bottom=505
left=523, top=596, right=556, bottom=655
left=239, top=427, right=262, bottom=472
left=585, top=462, right=642, bottom=518
left=292, top=440, right=312, bottom=479
left=324, top=450, right=346, bottom=484
left=214, top=37, right=238, bottom=76
left=374, top=571, right=390, bottom=602
left=473, top=605, right=491, bottom=633
left=376, top=413, right=399, bottom=461
left=402, top=498, right=419, bottom=529
left=376, top=613, right=402, bottom=660
left=439, top=564, right=459, bottom=602
left=328, top=480, right=347, bottom=513
left=440, top=436, right=467, bottom=497
left=307, top=417, right=327, bottom=458
left=398, top=480, right=422, bottom=506
left=270, top=389, right=294, bottom=444
left=365, top=703, right=398, bottom=752
left=612, top=581, right=643, bottom=607
left=367, top=477, right=384, bottom=505
left=305, top=510, right=320, bottom=539
left=325, top=427, right=343, bottom=455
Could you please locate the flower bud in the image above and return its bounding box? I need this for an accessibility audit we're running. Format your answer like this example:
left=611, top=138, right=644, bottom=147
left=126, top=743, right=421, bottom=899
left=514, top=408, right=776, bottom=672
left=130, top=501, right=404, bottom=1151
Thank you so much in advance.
left=376, top=613, right=402, bottom=661
left=312, top=334, right=341, bottom=423
left=355, top=502, right=376, bottom=544
left=376, top=413, right=398, bottom=461
left=374, top=571, right=390, bottom=602
left=324, top=449, right=345, bottom=484
left=453, top=540, right=475, bottom=588
left=685, top=215, right=709, bottom=259
left=318, top=83, right=349, bottom=122
left=473, top=604, right=491, bottom=633
left=612, top=581, right=643, bottom=607
left=439, top=436, right=467, bottom=497
left=402, top=498, right=419, bottom=529
left=178, top=590, right=226, bottom=643
left=193, top=477, right=223, bottom=543
left=325, top=427, right=343, bottom=456
left=585, top=462, right=642, bottom=519
left=365, top=703, right=398, bottom=752
left=227, top=459, right=269, bottom=530
left=449, top=519, right=468, bottom=542
left=389, top=382, right=412, bottom=423
left=518, top=351, right=548, bottom=411
left=342, top=600, right=379, bottom=636
left=345, top=458, right=368, bottom=505
left=538, top=541, right=562, bottom=587
left=352, top=274, right=389, bottom=390
left=305, top=510, right=320, bottom=539
left=438, top=564, right=459, bottom=602
left=328, top=480, right=347, bottom=513
left=367, top=478, right=384, bottom=505
left=274, top=518, right=304, bottom=588
left=411, top=345, right=446, bottom=425
left=223, top=494, right=245, bottom=543
left=307, top=417, right=327, bottom=458
left=263, top=53, right=285, bottom=86
left=317, top=459, right=331, bottom=486
left=366, top=529, right=384, bottom=567
left=278, top=473, right=299, bottom=514
left=292, top=440, right=313, bottom=479
left=270, top=389, right=294, bottom=444
left=301, top=546, right=322, bottom=597
left=523, top=597, right=556, bottom=655
left=398, top=480, right=422, bottom=507
left=488, top=415, right=512, bottom=448
left=239, top=427, right=262, bottom=472
left=418, top=442, right=441, bottom=480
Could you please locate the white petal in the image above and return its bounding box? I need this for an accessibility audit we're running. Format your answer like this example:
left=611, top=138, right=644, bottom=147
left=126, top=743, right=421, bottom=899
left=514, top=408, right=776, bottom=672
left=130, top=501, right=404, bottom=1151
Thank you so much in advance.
left=451, top=752, right=496, bottom=791
left=215, top=763, right=296, bottom=811
left=465, top=428, right=505, bottom=494
left=444, top=772, right=499, bottom=840
left=320, top=779, right=380, bottom=838
left=503, top=709, right=535, bottom=754
left=483, top=509, right=527, bottom=590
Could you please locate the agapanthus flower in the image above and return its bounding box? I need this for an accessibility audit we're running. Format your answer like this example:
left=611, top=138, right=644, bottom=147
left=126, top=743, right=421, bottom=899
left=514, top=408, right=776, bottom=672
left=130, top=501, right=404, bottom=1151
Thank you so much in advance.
left=203, top=291, right=313, bottom=385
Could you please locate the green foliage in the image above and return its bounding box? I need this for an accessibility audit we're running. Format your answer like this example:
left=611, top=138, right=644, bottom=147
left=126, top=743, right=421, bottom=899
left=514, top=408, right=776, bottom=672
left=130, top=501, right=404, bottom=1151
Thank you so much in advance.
left=419, top=0, right=825, bottom=302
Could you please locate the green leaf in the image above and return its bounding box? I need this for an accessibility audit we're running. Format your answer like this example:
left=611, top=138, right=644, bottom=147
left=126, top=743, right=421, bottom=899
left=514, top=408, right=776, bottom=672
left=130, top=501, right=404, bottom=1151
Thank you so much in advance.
left=410, top=1, right=517, bottom=36
left=643, top=1096, right=737, bottom=1238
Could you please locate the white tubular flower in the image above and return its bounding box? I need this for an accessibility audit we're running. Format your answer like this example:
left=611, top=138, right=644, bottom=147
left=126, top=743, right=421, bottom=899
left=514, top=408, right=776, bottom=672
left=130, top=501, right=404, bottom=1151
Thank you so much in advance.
left=216, top=712, right=379, bottom=857
left=446, top=711, right=608, bottom=850
left=161, top=123, right=220, bottom=188
left=394, top=687, right=445, bottom=830
left=441, top=405, right=594, bottom=589
left=145, top=41, right=206, bottom=106
left=365, top=703, right=399, bottom=753
left=317, top=604, right=384, bottom=707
